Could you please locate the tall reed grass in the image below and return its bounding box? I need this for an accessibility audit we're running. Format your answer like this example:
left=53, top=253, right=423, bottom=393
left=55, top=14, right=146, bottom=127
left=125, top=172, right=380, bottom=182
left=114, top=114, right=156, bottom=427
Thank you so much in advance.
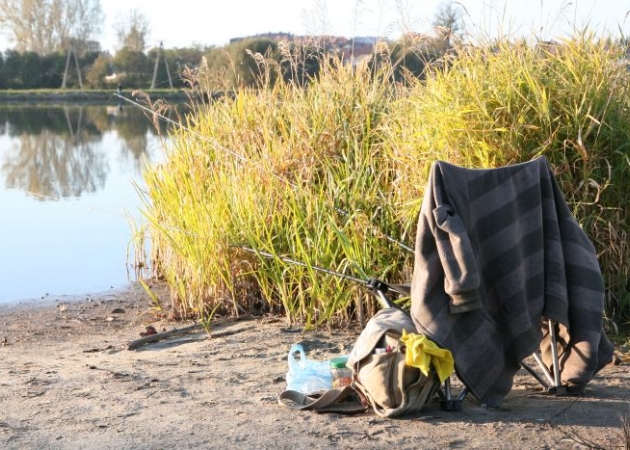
left=141, top=58, right=409, bottom=327
left=138, top=32, right=630, bottom=326
left=383, top=34, right=630, bottom=319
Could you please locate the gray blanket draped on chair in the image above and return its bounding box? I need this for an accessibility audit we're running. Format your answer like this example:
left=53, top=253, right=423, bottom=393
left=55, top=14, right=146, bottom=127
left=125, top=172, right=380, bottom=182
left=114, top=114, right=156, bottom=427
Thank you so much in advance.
left=410, top=157, right=614, bottom=407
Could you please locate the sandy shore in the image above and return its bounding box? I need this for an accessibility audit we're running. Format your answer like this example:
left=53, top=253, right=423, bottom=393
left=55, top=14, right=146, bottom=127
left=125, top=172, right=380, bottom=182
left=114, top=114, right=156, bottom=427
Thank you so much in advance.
left=1, top=282, right=629, bottom=449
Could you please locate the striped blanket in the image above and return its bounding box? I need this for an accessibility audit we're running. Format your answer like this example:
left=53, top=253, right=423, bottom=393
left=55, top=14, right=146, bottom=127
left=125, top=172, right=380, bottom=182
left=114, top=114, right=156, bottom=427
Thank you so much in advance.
left=410, top=157, right=614, bottom=407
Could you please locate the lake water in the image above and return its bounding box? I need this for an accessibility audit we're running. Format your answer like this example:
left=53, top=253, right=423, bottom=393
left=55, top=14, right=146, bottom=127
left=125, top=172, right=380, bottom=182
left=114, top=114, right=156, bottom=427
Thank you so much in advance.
left=0, top=104, right=168, bottom=305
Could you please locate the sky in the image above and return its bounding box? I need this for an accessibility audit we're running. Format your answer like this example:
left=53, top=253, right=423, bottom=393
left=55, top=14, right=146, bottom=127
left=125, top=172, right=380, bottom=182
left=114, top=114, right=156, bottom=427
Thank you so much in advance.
left=1, top=0, right=630, bottom=52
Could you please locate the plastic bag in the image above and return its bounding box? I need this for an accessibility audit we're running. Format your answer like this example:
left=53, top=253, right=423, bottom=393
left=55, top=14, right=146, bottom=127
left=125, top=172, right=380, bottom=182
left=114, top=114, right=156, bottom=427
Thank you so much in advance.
left=285, top=344, right=333, bottom=394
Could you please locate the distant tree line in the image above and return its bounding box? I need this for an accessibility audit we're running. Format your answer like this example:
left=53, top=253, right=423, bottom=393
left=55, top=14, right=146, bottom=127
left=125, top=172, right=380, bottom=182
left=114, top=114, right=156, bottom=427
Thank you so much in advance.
left=0, top=36, right=455, bottom=91
left=0, top=46, right=207, bottom=90
left=0, top=1, right=466, bottom=91
left=196, top=34, right=456, bottom=92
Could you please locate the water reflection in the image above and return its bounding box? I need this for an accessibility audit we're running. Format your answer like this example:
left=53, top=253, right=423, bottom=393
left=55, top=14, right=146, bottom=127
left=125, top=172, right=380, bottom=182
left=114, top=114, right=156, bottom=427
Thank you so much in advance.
left=0, top=105, right=163, bottom=200
left=0, top=104, right=170, bottom=304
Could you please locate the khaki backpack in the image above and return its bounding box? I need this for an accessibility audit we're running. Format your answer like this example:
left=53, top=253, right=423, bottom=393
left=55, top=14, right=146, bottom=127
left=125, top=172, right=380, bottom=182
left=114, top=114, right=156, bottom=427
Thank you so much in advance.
left=279, top=307, right=441, bottom=417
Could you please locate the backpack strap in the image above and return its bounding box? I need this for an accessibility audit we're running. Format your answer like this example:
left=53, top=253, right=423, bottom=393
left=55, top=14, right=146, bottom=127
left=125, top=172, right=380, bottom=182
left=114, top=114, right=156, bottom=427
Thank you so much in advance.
left=278, top=386, right=367, bottom=414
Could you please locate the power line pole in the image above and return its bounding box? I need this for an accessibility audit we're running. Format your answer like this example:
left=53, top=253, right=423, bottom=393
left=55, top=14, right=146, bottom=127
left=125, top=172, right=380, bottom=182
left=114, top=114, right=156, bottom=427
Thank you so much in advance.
left=151, top=41, right=173, bottom=89
left=61, top=46, right=83, bottom=90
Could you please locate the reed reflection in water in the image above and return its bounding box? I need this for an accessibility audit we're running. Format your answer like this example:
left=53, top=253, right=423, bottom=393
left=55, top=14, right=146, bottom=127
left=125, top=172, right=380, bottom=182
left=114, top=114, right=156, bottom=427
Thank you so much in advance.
left=0, top=104, right=168, bottom=304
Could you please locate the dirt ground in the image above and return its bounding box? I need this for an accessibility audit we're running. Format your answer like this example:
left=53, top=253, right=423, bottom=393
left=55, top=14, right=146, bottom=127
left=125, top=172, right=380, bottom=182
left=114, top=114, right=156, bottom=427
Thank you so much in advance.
left=1, top=282, right=628, bottom=450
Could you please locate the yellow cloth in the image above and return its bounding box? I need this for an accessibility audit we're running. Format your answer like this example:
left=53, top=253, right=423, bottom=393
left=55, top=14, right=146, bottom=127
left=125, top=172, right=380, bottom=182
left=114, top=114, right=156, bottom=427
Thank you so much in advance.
left=400, top=331, right=454, bottom=383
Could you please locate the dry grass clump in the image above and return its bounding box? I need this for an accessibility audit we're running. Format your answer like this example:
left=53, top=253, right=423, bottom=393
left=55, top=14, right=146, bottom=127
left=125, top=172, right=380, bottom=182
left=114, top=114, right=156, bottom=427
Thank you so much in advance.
left=139, top=32, right=630, bottom=325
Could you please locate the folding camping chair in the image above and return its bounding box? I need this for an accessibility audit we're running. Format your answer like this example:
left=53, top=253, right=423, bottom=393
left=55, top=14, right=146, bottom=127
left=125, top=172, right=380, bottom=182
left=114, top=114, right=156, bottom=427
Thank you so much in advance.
left=398, top=157, right=613, bottom=409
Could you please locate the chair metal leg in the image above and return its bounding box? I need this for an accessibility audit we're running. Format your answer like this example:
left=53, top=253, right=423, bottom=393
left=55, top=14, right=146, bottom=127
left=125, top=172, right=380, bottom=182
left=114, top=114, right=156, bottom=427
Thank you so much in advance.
left=532, top=352, right=556, bottom=386
left=520, top=319, right=567, bottom=395
left=439, top=376, right=466, bottom=411
left=548, top=319, right=562, bottom=388
left=521, top=359, right=552, bottom=388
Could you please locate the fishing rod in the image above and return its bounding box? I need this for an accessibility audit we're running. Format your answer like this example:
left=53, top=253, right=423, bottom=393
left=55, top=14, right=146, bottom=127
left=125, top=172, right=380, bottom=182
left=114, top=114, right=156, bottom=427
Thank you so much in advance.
left=113, top=91, right=251, bottom=164
left=115, top=91, right=415, bottom=255
left=235, top=245, right=410, bottom=310
left=334, top=207, right=415, bottom=254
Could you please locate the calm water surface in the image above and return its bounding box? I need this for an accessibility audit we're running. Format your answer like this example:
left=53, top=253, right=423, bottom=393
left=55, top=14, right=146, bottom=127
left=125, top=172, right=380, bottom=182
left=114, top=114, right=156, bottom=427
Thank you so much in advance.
left=0, top=104, right=168, bottom=305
